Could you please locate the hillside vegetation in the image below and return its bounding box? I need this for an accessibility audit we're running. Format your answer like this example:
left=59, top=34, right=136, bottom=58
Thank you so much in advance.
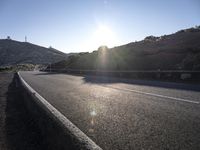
left=0, top=39, right=68, bottom=66
left=50, top=26, right=200, bottom=71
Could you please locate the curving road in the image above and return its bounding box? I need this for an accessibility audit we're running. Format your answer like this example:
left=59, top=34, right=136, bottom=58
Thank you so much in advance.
left=20, top=71, right=200, bottom=150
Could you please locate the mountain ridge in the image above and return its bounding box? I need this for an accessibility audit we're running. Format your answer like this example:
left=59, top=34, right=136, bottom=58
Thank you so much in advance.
left=0, top=39, right=68, bottom=66
left=50, top=26, right=200, bottom=71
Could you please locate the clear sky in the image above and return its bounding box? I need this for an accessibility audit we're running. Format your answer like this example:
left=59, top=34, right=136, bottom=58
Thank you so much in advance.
left=0, top=0, right=200, bottom=53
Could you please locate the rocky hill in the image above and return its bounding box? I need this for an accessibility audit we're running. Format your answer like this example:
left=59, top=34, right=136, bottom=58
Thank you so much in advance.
left=0, top=39, right=68, bottom=66
left=50, top=26, right=200, bottom=71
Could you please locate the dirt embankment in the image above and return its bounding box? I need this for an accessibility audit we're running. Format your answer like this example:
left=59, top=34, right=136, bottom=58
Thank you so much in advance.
left=0, top=73, right=45, bottom=150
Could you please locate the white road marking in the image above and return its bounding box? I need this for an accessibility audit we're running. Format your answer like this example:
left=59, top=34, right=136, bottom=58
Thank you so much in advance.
left=104, top=85, right=199, bottom=104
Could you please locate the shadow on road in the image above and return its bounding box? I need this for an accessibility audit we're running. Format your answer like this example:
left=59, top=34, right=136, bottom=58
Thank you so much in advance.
left=34, top=72, right=200, bottom=92
left=5, top=75, right=45, bottom=150
left=83, top=75, right=200, bottom=92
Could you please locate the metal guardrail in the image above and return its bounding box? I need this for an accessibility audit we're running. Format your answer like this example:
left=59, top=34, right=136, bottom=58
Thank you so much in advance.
left=43, top=68, right=200, bottom=73
left=42, top=69, right=200, bottom=81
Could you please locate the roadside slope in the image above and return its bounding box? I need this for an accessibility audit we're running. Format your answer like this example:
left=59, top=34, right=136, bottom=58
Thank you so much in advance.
left=0, top=73, right=45, bottom=150
left=50, top=26, right=200, bottom=71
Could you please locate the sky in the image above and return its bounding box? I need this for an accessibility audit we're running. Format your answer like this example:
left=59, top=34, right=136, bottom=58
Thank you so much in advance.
left=0, top=0, right=200, bottom=53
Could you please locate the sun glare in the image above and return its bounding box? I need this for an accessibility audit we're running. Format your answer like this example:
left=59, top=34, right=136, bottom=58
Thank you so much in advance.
left=94, top=25, right=116, bottom=47
left=82, top=24, right=117, bottom=51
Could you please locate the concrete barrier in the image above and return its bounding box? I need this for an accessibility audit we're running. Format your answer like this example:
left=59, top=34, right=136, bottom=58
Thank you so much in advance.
left=17, top=72, right=102, bottom=150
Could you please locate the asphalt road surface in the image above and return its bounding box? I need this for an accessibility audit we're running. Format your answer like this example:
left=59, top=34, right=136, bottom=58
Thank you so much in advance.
left=20, top=71, right=200, bottom=150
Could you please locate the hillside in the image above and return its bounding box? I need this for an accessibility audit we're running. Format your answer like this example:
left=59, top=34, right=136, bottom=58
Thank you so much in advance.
left=50, top=26, right=200, bottom=71
left=0, top=39, right=68, bottom=66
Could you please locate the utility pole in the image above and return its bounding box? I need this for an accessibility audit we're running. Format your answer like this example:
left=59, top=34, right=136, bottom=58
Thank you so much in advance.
left=25, top=36, right=27, bottom=42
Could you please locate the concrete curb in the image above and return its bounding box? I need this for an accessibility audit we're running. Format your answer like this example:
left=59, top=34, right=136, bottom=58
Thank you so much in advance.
left=17, top=72, right=102, bottom=150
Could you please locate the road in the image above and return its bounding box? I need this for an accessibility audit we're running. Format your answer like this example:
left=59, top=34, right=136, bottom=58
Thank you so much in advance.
left=20, top=71, right=200, bottom=150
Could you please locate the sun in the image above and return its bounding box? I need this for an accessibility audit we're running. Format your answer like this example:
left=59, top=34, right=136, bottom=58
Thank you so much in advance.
left=81, top=24, right=117, bottom=51
left=93, top=25, right=116, bottom=47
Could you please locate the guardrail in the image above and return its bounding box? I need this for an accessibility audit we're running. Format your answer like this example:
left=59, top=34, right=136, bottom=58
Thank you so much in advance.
left=17, top=72, right=102, bottom=150
left=43, top=69, right=200, bottom=81
left=44, top=68, right=200, bottom=73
